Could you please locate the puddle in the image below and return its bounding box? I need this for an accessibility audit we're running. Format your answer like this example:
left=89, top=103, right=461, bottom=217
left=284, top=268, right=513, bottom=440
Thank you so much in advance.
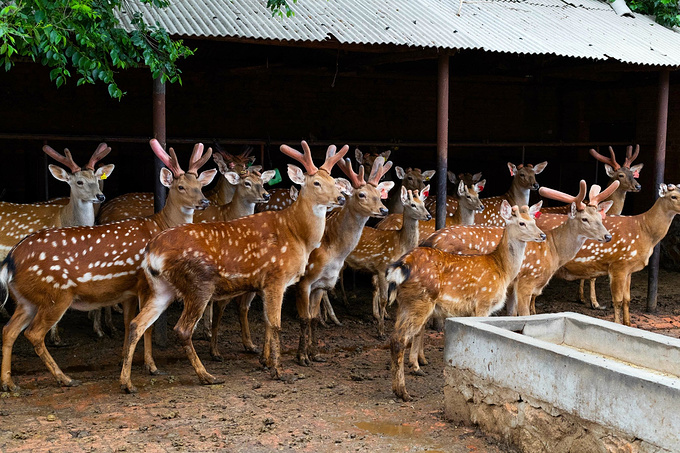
left=355, top=421, right=416, bottom=436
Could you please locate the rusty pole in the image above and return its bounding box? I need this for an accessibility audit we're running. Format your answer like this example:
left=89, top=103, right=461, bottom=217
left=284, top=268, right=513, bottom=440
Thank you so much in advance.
left=152, top=76, right=169, bottom=346
left=646, top=69, right=670, bottom=313
left=436, top=54, right=450, bottom=230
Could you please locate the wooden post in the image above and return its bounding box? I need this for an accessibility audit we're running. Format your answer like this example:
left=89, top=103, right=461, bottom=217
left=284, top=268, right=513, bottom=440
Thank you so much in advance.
left=646, top=69, right=670, bottom=313
left=436, top=54, right=450, bottom=230
left=153, top=76, right=169, bottom=347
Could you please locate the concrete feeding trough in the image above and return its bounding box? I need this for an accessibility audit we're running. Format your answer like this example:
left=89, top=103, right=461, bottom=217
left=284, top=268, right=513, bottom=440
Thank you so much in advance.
left=443, top=312, right=680, bottom=453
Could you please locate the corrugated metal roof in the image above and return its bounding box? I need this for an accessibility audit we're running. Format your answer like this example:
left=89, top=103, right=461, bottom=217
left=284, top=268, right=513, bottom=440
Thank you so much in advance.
left=116, top=0, right=680, bottom=67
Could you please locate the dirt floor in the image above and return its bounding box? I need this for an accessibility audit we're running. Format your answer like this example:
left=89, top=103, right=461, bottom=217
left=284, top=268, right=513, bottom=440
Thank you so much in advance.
left=1, top=268, right=679, bottom=453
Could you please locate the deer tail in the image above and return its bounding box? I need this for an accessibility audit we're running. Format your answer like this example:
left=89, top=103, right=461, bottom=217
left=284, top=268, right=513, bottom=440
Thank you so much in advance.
left=0, top=254, right=15, bottom=309
left=386, top=256, right=411, bottom=306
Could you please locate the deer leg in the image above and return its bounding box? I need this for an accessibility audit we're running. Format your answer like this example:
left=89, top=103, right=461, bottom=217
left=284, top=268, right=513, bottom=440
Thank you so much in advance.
left=515, top=282, right=533, bottom=317
left=174, top=291, right=224, bottom=387
left=104, top=306, right=116, bottom=335
left=578, top=279, right=586, bottom=303
left=530, top=295, right=537, bottom=315
left=339, top=265, right=350, bottom=307
left=120, top=281, right=175, bottom=394
left=309, top=289, right=327, bottom=363
left=209, top=299, right=229, bottom=361
left=24, top=300, right=79, bottom=388
left=376, top=273, right=390, bottom=339
left=408, top=326, right=426, bottom=375
left=589, top=278, right=604, bottom=309
left=322, top=291, right=342, bottom=326
left=239, top=292, right=258, bottom=354
left=261, top=288, right=285, bottom=379
left=318, top=300, right=329, bottom=328
left=506, top=281, right=519, bottom=316
left=90, top=309, right=105, bottom=338
left=296, top=283, right=313, bottom=367
left=609, top=272, right=626, bottom=325
left=623, top=273, right=632, bottom=326
left=1, top=304, right=35, bottom=392
left=120, top=297, right=136, bottom=362
left=370, top=275, right=383, bottom=338
left=48, top=322, right=63, bottom=346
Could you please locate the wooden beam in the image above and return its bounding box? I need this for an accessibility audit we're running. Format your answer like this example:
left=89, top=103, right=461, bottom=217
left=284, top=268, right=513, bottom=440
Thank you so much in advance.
left=436, top=54, right=450, bottom=231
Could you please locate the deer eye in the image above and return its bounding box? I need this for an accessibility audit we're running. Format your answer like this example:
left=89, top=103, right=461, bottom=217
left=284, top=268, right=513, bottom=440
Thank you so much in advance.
left=582, top=218, right=589, bottom=222
left=178, top=185, right=185, bottom=191
left=359, top=192, right=366, bottom=199
left=618, top=174, right=624, bottom=178
left=411, top=203, right=416, bottom=208
left=77, top=180, right=84, bottom=186
left=672, top=196, right=678, bottom=200
left=519, top=221, right=526, bottom=226
left=314, top=181, right=321, bottom=187
left=245, top=182, right=251, bottom=188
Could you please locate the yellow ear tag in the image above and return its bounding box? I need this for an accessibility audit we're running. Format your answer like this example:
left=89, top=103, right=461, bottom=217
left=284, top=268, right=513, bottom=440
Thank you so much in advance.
left=100, top=173, right=108, bottom=180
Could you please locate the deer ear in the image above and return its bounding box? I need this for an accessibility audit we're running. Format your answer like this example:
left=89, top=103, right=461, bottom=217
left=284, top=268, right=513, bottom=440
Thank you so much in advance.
left=500, top=199, right=513, bottom=220
left=395, top=166, right=405, bottom=180
left=400, top=185, right=409, bottom=203
left=472, top=172, right=483, bottom=183
left=659, top=184, right=669, bottom=197
left=533, top=162, right=548, bottom=175
left=507, top=162, right=517, bottom=177
left=377, top=181, right=394, bottom=199
left=289, top=186, right=299, bottom=201
left=225, top=172, right=241, bottom=185
left=213, top=153, right=230, bottom=174
left=260, top=170, right=276, bottom=184
left=475, top=179, right=486, bottom=193
left=421, top=184, right=430, bottom=199
left=197, top=169, right=218, bottom=187
left=604, top=164, right=616, bottom=178
left=48, top=164, right=71, bottom=182
left=355, top=149, right=364, bottom=164
left=569, top=202, right=577, bottom=219
left=598, top=200, right=614, bottom=216
left=630, top=163, right=644, bottom=178
left=447, top=170, right=457, bottom=184
left=457, top=180, right=466, bottom=197
left=528, top=201, right=543, bottom=218
left=95, top=164, right=115, bottom=180
left=160, top=167, right=174, bottom=188
left=335, top=178, right=353, bottom=196
left=422, top=170, right=436, bottom=181
left=287, top=164, right=306, bottom=185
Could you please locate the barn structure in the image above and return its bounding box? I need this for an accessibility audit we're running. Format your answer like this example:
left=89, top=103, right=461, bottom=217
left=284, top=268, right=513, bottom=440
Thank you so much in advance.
left=1, top=0, right=679, bottom=317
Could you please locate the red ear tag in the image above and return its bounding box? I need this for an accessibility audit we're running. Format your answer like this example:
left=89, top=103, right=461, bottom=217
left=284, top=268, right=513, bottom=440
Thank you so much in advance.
left=422, top=190, right=429, bottom=198
left=534, top=211, right=542, bottom=219
left=477, top=184, right=484, bottom=192
left=633, top=171, right=640, bottom=178
left=380, top=188, right=389, bottom=199
left=600, top=210, right=606, bottom=220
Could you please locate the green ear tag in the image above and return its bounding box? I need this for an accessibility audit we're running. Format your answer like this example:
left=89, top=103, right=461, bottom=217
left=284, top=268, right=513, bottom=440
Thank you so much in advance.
left=268, top=168, right=282, bottom=186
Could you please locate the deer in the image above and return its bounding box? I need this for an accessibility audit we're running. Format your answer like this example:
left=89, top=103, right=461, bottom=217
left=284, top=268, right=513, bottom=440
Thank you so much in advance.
left=424, top=170, right=484, bottom=218
left=551, top=183, right=680, bottom=325
left=386, top=167, right=435, bottom=214
left=355, top=149, right=392, bottom=176
left=119, top=141, right=348, bottom=393
left=343, top=185, right=432, bottom=338
left=0, top=140, right=216, bottom=392
left=386, top=200, right=546, bottom=401
left=0, top=143, right=114, bottom=260
left=97, top=146, right=257, bottom=224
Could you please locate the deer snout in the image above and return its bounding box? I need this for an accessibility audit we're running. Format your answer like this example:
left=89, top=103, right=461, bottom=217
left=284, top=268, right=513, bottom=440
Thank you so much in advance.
left=263, top=193, right=271, bottom=201
left=633, top=183, right=641, bottom=191
left=198, top=198, right=210, bottom=209
left=96, top=194, right=106, bottom=203
left=379, top=207, right=389, bottom=216
left=603, top=234, right=612, bottom=243
left=337, top=195, right=346, bottom=206
left=539, top=233, right=547, bottom=241
left=425, top=214, right=432, bottom=221
left=531, top=183, right=540, bottom=190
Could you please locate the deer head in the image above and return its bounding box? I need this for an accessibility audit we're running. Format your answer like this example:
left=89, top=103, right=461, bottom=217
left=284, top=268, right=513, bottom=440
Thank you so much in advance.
left=500, top=200, right=546, bottom=242
left=43, top=143, right=115, bottom=204
left=150, top=139, right=217, bottom=216
left=224, top=169, right=276, bottom=205
left=658, top=184, right=680, bottom=213
left=395, top=167, right=436, bottom=192
left=507, top=162, right=547, bottom=191
left=457, top=179, right=485, bottom=213
left=338, top=155, right=394, bottom=218
left=400, top=185, right=432, bottom=221
left=589, top=145, right=643, bottom=193
left=213, top=145, right=257, bottom=176
left=447, top=171, right=483, bottom=191
left=355, top=149, right=392, bottom=178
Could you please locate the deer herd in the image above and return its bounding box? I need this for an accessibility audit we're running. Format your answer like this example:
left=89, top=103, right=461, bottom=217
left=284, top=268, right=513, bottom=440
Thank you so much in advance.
left=0, top=139, right=674, bottom=401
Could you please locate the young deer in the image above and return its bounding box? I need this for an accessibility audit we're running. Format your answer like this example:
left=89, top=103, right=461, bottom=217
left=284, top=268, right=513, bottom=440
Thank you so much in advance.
left=387, top=201, right=545, bottom=401
left=120, top=141, right=348, bottom=393
left=386, top=167, right=435, bottom=214
left=344, top=185, right=432, bottom=338
left=424, top=170, right=484, bottom=218
left=553, top=183, right=680, bottom=325
left=97, top=146, right=257, bottom=224
left=376, top=178, right=485, bottom=234
left=294, top=155, right=394, bottom=366
left=0, top=140, right=216, bottom=391
left=0, top=143, right=114, bottom=259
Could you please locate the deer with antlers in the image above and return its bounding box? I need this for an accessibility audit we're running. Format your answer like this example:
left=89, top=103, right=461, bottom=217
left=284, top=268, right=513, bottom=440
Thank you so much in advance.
left=0, top=143, right=114, bottom=259
left=386, top=201, right=545, bottom=401
left=0, top=140, right=216, bottom=391
left=119, top=141, right=348, bottom=392
left=97, top=145, right=256, bottom=224
left=344, top=185, right=432, bottom=338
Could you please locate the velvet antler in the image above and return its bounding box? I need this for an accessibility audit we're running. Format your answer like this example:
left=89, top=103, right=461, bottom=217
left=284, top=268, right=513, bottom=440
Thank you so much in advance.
left=539, top=180, right=588, bottom=211
left=187, top=143, right=213, bottom=176
left=623, top=144, right=640, bottom=168
left=367, top=156, right=393, bottom=186
left=43, top=145, right=81, bottom=173
left=85, top=143, right=112, bottom=171
left=319, top=144, right=349, bottom=174
left=588, top=180, right=620, bottom=206
left=589, top=146, right=621, bottom=170
left=149, top=139, right=185, bottom=177
left=280, top=141, right=319, bottom=175
left=337, top=157, right=366, bottom=189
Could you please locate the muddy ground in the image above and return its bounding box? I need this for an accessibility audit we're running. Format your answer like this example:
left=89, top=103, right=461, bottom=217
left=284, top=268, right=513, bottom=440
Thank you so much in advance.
left=1, top=268, right=679, bottom=452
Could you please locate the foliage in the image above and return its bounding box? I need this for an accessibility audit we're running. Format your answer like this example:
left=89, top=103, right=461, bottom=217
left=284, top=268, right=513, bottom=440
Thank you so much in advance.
left=0, top=0, right=297, bottom=98
left=625, top=0, right=680, bottom=28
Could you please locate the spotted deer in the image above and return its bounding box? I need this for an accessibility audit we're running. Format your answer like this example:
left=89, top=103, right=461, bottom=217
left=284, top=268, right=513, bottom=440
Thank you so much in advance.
left=97, top=146, right=257, bottom=224
left=424, top=170, right=484, bottom=218
left=119, top=141, right=348, bottom=393
left=344, top=185, right=431, bottom=338
left=0, top=140, right=216, bottom=391
left=386, top=201, right=545, bottom=401
left=254, top=187, right=296, bottom=212
left=386, top=167, right=435, bottom=214
left=0, top=143, right=114, bottom=260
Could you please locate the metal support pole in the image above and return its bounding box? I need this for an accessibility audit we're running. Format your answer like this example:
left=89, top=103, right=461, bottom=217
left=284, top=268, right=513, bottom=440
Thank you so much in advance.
left=646, top=69, right=670, bottom=313
left=153, top=76, right=169, bottom=347
left=436, top=54, right=450, bottom=230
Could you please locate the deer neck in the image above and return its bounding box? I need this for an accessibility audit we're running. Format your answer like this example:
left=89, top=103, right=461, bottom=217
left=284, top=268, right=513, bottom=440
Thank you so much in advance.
left=150, top=195, right=195, bottom=231
left=208, top=177, right=236, bottom=204
left=640, top=198, right=677, bottom=245
left=548, top=219, right=588, bottom=267
left=59, top=198, right=96, bottom=227
left=606, top=179, right=627, bottom=215
left=398, top=211, right=421, bottom=254
left=492, top=227, right=528, bottom=286
left=222, top=189, right=256, bottom=220
left=505, top=180, right=530, bottom=207
left=324, top=200, right=370, bottom=253
left=452, top=203, right=475, bottom=226
left=286, top=195, right=328, bottom=252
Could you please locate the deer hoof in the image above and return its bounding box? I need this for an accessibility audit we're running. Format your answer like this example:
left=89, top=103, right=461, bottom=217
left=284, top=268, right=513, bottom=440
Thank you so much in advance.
left=418, top=357, right=429, bottom=366
left=244, top=345, right=260, bottom=355
left=121, top=383, right=138, bottom=394
left=1, top=382, right=18, bottom=392
left=200, top=375, right=225, bottom=386
left=311, top=354, right=327, bottom=363
left=393, top=387, right=412, bottom=402
left=63, top=378, right=82, bottom=387
left=297, top=355, right=311, bottom=367
left=211, top=353, right=224, bottom=362
left=332, top=320, right=343, bottom=327
left=270, top=367, right=283, bottom=380
left=593, top=304, right=607, bottom=311
left=411, top=369, right=425, bottom=377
